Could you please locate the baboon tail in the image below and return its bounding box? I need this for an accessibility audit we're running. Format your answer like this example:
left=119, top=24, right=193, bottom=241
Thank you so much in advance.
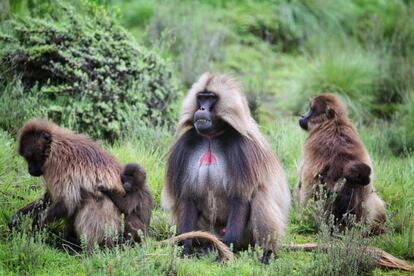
left=163, top=231, right=234, bottom=262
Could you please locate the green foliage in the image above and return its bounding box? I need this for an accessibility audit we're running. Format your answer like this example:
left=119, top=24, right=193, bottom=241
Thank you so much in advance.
left=0, top=2, right=180, bottom=140
left=2, top=120, right=413, bottom=274
left=279, top=45, right=385, bottom=120
left=0, top=79, right=45, bottom=136
left=147, top=1, right=227, bottom=86
left=1, top=0, right=414, bottom=274
left=388, top=94, right=414, bottom=155
left=116, top=0, right=154, bottom=29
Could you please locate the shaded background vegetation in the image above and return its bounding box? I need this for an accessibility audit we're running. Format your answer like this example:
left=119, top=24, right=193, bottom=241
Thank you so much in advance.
left=0, top=0, right=413, bottom=275
left=1, top=0, right=413, bottom=152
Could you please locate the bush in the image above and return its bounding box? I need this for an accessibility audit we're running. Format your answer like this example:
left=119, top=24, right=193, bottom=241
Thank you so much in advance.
left=0, top=2, right=180, bottom=140
left=0, top=79, right=45, bottom=136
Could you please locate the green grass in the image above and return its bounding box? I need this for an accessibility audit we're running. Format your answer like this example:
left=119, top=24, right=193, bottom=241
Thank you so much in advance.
left=0, top=118, right=413, bottom=275
left=1, top=0, right=413, bottom=274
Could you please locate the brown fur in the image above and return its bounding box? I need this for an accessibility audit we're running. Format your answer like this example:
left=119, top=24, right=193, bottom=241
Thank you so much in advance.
left=295, top=94, right=386, bottom=233
left=162, top=73, right=291, bottom=254
left=99, top=163, right=154, bottom=242
left=18, top=119, right=125, bottom=250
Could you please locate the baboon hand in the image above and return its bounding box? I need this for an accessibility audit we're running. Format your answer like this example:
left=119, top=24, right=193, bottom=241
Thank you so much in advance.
left=181, top=244, right=192, bottom=258
left=345, top=162, right=371, bottom=186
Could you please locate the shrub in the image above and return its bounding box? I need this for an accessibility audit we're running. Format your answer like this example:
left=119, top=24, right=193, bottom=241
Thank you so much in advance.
left=0, top=79, right=45, bottom=136
left=299, top=188, right=378, bottom=275
left=0, top=2, right=180, bottom=140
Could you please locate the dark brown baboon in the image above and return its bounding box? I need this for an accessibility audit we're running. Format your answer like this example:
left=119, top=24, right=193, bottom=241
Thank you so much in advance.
left=295, top=93, right=386, bottom=233
left=162, top=73, right=291, bottom=264
left=99, top=163, right=154, bottom=242
left=17, top=119, right=126, bottom=250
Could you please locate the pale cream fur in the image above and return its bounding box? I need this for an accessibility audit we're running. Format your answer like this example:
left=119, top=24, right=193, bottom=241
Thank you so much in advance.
left=162, top=73, right=291, bottom=250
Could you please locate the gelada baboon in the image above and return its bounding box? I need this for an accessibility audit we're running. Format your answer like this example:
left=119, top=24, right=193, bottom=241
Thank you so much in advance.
left=295, top=94, right=386, bottom=233
left=162, top=73, right=291, bottom=264
left=17, top=119, right=126, bottom=250
left=99, top=163, right=154, bottom=242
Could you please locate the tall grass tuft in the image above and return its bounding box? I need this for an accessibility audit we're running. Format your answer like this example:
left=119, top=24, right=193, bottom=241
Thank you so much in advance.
left=148, top=1, right=227, bottom=86
left=279, top=44, right=385, bottom=122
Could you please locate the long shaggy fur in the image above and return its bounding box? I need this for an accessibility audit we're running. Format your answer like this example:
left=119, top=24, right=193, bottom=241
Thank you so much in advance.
left=18, top=119, right=125, bottom=248
left=295, top=94, right=386, bottom=232
left=162, top=73, right=291, bottom=250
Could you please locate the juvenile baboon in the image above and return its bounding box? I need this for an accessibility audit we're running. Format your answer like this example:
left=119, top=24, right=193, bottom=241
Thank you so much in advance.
left=17, top=119, right=126, bottom=250
left=162, top=73, right=291, bottom=264
left=295, top=94, right=386, bottom=233
left=99, top=163, right=154, bottom=242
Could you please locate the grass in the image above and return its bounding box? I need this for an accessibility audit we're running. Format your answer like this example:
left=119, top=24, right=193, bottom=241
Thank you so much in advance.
left=0, top=117, right=413, bottom=275
left=1, top=0, right=413, bottom=274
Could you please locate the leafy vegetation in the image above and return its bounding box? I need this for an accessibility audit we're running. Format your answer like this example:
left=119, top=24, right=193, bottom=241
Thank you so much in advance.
left=0, top=2, right=180, bottom=140
left=0, top=0, right=413, bottom=275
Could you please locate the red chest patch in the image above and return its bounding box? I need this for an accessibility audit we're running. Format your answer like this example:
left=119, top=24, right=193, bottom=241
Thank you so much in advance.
left=200, top=148, right=217, bottom=165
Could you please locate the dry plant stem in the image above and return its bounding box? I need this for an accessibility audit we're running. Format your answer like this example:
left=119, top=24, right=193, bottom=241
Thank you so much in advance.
left=285, top=243, right=413, bottom=272
left=162, top=231, right=234, bottom=262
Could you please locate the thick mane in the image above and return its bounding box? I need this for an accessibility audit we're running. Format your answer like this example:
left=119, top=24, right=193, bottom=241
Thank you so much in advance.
left=164, top=73, right=291, bottom=258
left=173, top=72, right=281, bottom=190
left=219, top=127, right=278, bottom=199
left=178, top=73, right=267, bottom=146
left=166, top=128, right=200, bottom=199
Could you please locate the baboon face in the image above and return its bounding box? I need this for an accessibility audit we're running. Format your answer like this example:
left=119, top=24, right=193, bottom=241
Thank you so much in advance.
left=299, top=96, right=335, bottom=131
left=121, top=164, right=146, bottom=192
left=193, top=90, right=224, bottom=137
left=19, top=131, right=52, bottom=177
left=121, top=175, right=135, bottom=192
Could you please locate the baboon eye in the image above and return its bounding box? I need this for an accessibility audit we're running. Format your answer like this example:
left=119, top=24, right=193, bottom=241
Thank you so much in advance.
left=41, top=132, right=51, bottom=143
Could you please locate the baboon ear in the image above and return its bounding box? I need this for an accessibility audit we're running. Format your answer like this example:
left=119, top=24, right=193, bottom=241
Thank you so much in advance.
left=326, top=108, right=335, bottom=119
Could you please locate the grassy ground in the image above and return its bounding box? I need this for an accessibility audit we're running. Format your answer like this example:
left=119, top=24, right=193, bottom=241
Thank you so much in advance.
left=0, top=117, right=413, bottom=275
left=1, top=0, right=413, bottom=275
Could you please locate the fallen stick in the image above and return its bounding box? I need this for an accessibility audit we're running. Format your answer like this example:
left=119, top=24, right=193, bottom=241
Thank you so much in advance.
left=285, top=243, right=413, bottom=272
